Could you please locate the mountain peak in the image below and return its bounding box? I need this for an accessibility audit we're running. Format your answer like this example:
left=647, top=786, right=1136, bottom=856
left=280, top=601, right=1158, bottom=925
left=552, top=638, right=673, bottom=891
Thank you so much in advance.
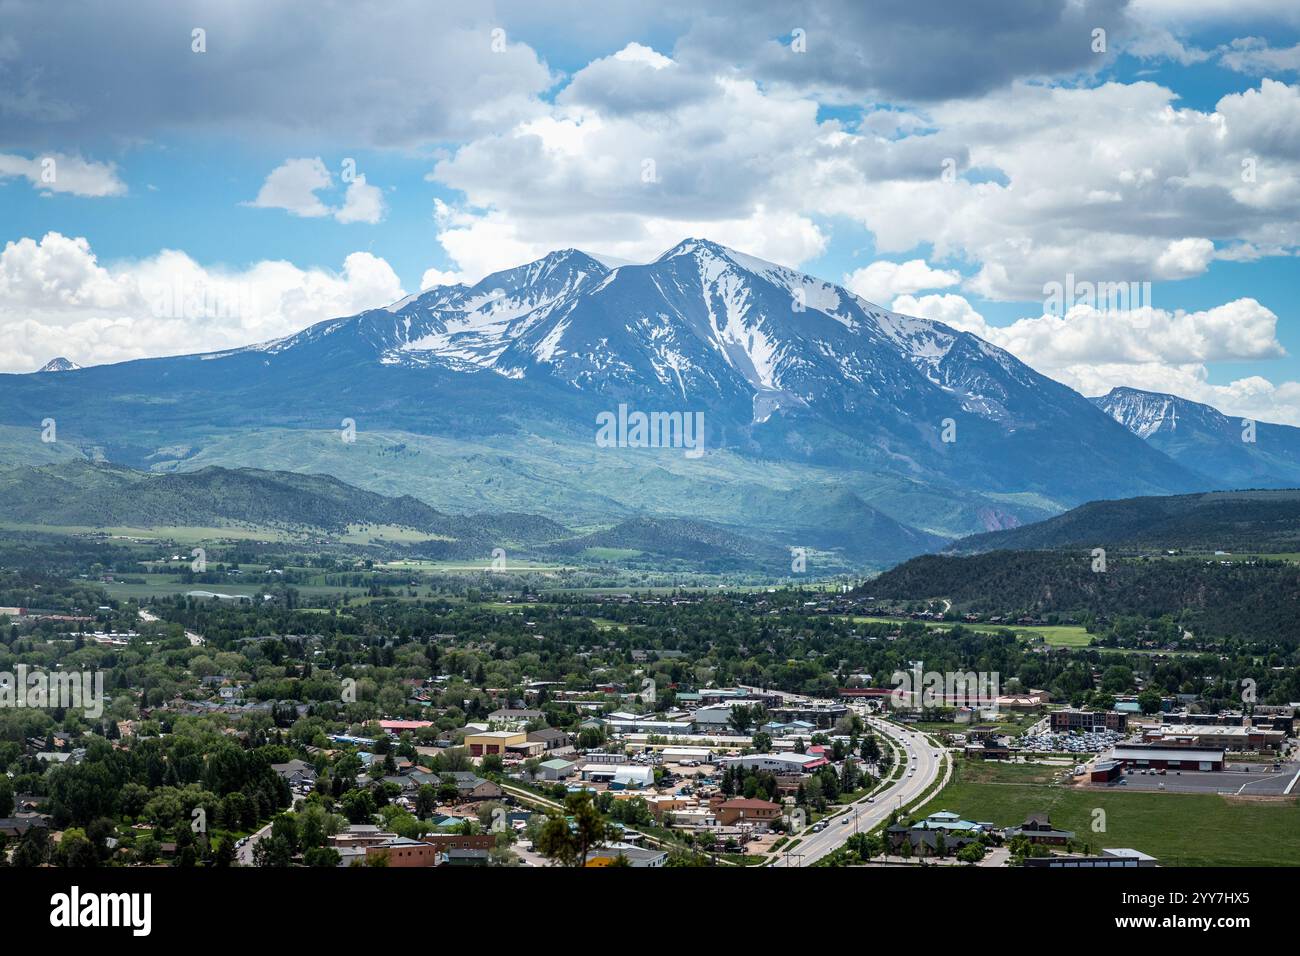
left=655, top=237, right=748, bottom=265
left=36, top=356, right=80, bottom=373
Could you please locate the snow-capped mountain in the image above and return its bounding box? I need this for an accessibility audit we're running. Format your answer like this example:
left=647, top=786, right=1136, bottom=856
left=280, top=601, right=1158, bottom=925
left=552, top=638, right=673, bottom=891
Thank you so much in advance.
left=0, top=240, right=1207, bottom=553
left=1093, top=386, right=1300, bottom=488
left=307, top=238, right=1054, bottom=429
left=36, top=356, right=81, bottom=372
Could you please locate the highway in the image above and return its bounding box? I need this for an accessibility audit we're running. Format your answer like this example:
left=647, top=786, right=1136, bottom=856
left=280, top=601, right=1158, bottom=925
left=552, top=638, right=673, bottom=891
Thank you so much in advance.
left=770, top=712, right=949, bottom=867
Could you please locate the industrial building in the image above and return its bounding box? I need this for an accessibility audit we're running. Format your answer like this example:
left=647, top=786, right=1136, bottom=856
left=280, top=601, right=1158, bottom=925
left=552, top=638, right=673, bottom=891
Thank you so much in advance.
left=1109, top=744, right=1224, bottom=771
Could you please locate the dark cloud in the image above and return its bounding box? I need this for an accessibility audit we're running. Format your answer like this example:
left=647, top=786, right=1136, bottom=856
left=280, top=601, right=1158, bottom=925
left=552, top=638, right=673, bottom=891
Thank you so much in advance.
left=671, top=0, right=1137, bottom=102
left=0, top=0, right=555, bottom=149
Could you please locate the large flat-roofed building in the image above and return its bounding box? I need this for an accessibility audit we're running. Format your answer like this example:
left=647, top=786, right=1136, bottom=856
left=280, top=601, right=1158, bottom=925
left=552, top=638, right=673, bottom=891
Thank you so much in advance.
left=712, top=798, right=781, bottom=829
left=463, top=730, right=527, bottom=756
left=1143, top=723, right=1284, bottom=752
left=769, top=702, right=849, bottom=728
left=605, top=719, right=696, bottom=737
left=1023, top=848, right=1158, bottom=868
left=719, top=752, right=823, bottom=775
left=580, top=764, right=655, bottom=788
left=1050, top=709, right=1128, bottom=733
left=1110, top=744, right=1224, bottom=771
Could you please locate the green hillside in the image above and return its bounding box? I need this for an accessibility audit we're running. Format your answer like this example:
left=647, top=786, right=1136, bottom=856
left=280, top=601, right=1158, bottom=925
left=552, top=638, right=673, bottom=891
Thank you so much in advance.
left=953, top=488, right=1300, bottom=554
left=864, top=548, right=1300, bottom=641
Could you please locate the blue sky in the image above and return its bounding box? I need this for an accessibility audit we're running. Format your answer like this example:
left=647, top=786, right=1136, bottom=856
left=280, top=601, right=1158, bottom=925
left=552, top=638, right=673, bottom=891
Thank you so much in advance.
left=2, top=0, right=1299, bottom=422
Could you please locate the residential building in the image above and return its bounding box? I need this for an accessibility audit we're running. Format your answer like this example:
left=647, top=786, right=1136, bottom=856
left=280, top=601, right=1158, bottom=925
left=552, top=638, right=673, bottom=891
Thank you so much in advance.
left=441, top=772, right=503, bottom=801
left=269, top=758, right=317, bottom=789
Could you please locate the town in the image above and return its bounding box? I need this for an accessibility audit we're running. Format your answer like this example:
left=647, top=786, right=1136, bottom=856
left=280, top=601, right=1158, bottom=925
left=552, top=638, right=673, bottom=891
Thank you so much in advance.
left=2, top=549, right=1296, bottom=871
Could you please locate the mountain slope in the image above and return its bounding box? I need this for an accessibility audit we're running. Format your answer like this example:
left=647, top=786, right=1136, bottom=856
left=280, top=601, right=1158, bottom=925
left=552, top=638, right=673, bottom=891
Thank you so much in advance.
left=0, top=460, right=570, bottom=548
left=863, top=549, right=1300, bottom=642
left=1093, top=386, right=1300, bottom=487
left=952, top=488, right=1300, bottom=554
left=0, top=240, right=1208, bottom=560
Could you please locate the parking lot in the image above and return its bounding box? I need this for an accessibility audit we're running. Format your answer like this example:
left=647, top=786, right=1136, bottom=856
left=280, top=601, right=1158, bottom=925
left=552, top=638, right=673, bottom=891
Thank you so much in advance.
left=1091, top=762, right=1300, bottom=795
left=1018, top=729, right=1124, bottom=753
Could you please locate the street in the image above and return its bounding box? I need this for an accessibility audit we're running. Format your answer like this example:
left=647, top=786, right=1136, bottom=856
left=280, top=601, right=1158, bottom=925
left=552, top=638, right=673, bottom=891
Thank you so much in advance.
left=770, top=713, right=949, bottom=866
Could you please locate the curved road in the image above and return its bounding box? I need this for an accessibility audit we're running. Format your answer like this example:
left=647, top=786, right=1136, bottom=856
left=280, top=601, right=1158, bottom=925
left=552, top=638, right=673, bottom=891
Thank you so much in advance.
left=770, top=712, right=948, bottom=867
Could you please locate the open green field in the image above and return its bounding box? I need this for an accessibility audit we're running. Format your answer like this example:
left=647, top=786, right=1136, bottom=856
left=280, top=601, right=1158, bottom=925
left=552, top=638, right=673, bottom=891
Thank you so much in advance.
left=936, top=758, right=1300, bottom=866
left=847, top=615, right=1093, bottom=647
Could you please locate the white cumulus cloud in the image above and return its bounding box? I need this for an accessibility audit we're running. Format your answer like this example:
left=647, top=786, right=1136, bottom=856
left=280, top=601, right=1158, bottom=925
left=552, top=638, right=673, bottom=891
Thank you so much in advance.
left=248, top=158, right=387, bottom=224
left=0, top=232, right=404, bottom=372
left=844, top=259, right=960, bottom=305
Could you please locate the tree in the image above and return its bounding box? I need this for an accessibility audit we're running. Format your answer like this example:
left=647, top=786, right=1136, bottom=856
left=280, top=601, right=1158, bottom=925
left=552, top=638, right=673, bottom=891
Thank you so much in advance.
left=535, top=812, right=579, bottom=867
left=303, top=846, right=341, bottom=867
left=271, top=812, right=299, bottom=853
left=56, top=828, right=98, bottom=867
left=11, top=826, right=49, bottom=867
left=339, top=789, right=376, bottom=825
left=957, top=842, right=987, bottom=864
left=535, top=792, right=617, bottom=867
left=252, top=833, right=294, bottom=867
left=212, top=837, right=236, bottom=867
left=728, top=705, right=755, bottom=735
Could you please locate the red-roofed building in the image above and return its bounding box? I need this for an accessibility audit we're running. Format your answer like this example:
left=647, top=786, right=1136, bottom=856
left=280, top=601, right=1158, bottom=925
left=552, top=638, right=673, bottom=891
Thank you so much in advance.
left=379, top=720, right=434, bottom=734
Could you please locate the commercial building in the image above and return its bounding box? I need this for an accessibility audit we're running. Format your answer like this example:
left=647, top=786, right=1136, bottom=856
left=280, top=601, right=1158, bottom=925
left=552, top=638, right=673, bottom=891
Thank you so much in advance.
left=769, top=702, right=849, bottom=728
left=1023, top=848, right=1158, bottom=868
left=464, top=730, right=527, bottom=757
left=586, top=842, right=667, bottom=867
left=1090, top=760, right=1122, bottom=783
left=1050, top=709, right=1129, bottom=733
left=580, top=764, right=655, bottom=788
left=719, top=752, right=823, bottom=775
left=661, top=746, right=714, bottom=764
left=538, top=758, right=576, bottom=781
left=527, top=727, right=573, bottom=754
left=1109, top=744, right=1224, bottom=771
left=1143, top=723, right=1284, bottom=752
left=711, top=797, right=781, bottom=829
